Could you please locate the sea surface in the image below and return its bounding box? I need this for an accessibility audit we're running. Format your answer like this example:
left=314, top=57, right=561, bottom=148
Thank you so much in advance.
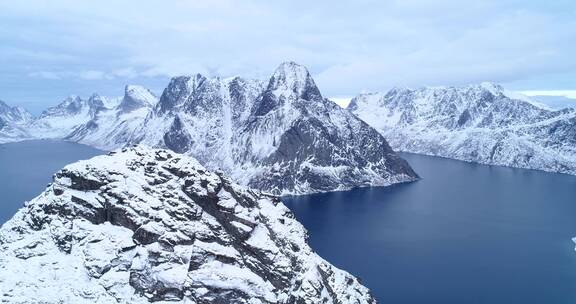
left=284, top=153, right=576, bottom=303
left=0, top=140, right=102, bottom=223
left=1, top=141, right=576, bottom=303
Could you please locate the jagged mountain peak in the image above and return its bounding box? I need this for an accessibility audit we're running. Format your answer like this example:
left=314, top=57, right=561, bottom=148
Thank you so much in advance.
left=157, top=62, right=321, bottom=117
left=156, top=74, right=208, bottom=114
left=39, top=95, right=83, bottom=118
left=88, top=93, right=102, bottom=100
left=0, top=146, right=376, bottom=303
left=479, top=81, right=505, bottom=93
left=388, top=86, right=413, bottom=94
left=253, top=62, right=322, bottom=117
left=267, top=61, right=322, bottom=101
left=119, top=85, right=157, bottom=113
left=0, top=100, right=33, bottom=125
left=87, top=93, right=105, bottom=110
left=125, top=84, right=156, bottom=101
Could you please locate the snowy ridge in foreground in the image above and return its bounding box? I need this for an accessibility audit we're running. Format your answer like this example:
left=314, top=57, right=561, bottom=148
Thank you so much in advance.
left=0, top=146, right=375, bottom=304
left=349, top=83, right=576, bottom=175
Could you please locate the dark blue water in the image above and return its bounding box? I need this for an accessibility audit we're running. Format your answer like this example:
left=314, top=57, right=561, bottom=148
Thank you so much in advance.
left=0, top=140, right=102, bottom=223
left=284, top=153, right=576, bottom=304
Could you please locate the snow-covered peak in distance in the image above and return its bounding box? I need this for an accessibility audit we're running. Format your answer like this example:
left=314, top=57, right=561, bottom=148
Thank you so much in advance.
left=118, top=85, right=157, bottom=113
left=24, top=84, right=157, bottom=144
left=0, top=100, right=33, bottom=124
left=253, top=61, right=322, bottom=117
left=29, top=95, right=105, bottom=139
left=349, top=82, right=576, bottom=175
left=0, top=146, right=376, bottom=303
left=39, top=95, right=84, bottom=118
left=479, top=82, right=505, bottom=96
left=268, top=61, right=322, bottom=100
left=65, top=85, right=159, bottom=150
left=155, top=74, right=207, bottom=115
left=0, top=99, right=33, bottom=144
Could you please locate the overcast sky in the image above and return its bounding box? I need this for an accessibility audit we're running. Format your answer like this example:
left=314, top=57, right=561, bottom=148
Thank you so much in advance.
left=1, top=0, right=575, bottom=113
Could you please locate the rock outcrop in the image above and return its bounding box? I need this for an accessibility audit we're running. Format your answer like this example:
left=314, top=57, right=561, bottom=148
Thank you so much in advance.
left=0, top=146, right=376, bottom=303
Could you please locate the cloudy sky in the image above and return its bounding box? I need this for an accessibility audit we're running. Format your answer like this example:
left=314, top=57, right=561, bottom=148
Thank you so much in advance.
left=1, top=0, right=575, bottom=113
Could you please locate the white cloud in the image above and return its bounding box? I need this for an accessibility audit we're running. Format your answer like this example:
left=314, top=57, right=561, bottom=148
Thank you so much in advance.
left=111, top=67, right=139, bottom=79
left=28, top=71, right=62, bottom=80
left=79, top=70, right=110, bottom=80
left=27, top=68, right=143, bottom=81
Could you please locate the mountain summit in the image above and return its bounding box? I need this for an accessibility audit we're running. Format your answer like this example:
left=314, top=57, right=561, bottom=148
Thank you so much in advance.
left=0, top=100, right=33, bottom=143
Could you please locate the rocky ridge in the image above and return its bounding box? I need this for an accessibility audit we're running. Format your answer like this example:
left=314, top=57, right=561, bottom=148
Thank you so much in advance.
left=0, top=146, right=376, bottom=303
left=349, top=83, right=576, bottom=175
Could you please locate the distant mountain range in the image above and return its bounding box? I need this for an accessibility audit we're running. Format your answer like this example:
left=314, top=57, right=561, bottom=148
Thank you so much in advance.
left=5, top=64, right=575, bottom=189
left=0, top=100, right=33, bottom=143
left=349, top=83, right=576, bottom=175
left=0, top=62, right=417, bottom=195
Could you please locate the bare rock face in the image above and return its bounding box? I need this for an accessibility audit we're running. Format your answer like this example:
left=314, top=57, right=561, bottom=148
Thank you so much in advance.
left=0, top=146, right=376, bottom=304
left=349, top=83, right=576, bottom=175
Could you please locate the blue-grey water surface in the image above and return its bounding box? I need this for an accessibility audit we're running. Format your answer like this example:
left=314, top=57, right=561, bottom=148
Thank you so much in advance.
left=0, top=140, right=102, bottom=223
left=284, top=153, right=576, bottom=303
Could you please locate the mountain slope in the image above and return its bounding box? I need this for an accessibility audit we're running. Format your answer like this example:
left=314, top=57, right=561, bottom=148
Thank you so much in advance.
left=67, top=85, right=157, bottom=150
left=0, top=146, right=376, bottom=304
left=135, top=62, right=418, bottom=194
left=0, top=100, right=33, bottom=143
left=29, top=95, right=108, bottom=139
left=349, top=83, right=576, bottom=175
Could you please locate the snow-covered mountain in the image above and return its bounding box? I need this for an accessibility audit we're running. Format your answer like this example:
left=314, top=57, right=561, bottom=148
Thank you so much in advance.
left=349, top=83, right=576, bottom=175
left=0, top=100, right=33, bottom=143
left=29, top=94, right=109, bottom=139
left=67, top=85, right=157, bottom=150
left=0, top=100, right=32, bottom=124
left=0, top=146, right=376, bottom=303
left=0, top=62, right=417, bottom=195
left=133, top=62, right=418, bottom=194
